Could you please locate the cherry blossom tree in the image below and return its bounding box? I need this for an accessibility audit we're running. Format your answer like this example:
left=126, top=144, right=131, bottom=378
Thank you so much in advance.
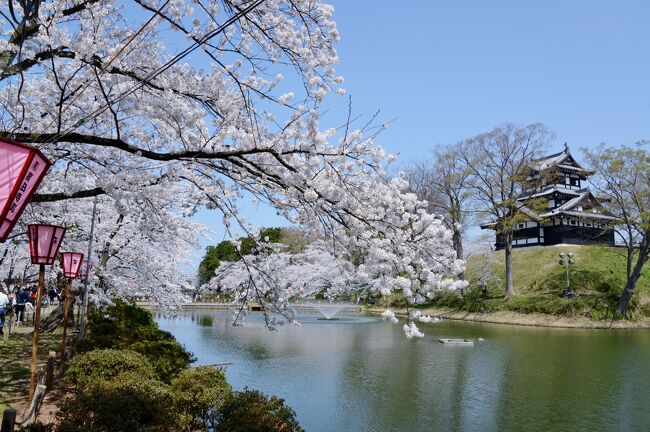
left=205, top=177, right=467, bottom=336
left=404, top=145, right=475, bottom=275
left=0, top=0, right=466, bottom=334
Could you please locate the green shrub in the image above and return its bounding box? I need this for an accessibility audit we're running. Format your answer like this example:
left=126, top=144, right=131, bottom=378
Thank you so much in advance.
left=216, top=389, right=303, bottom=432
left=130, top=340, right=195, bottom=383
left=66, top=349, right=157, bottom=389
left=78, top=301, right=194, bottom=381
left=18, top=422, right=55, bottom=432
left=171, top=366, right=232, bottom=431
left=62, top=302, right=302, bottom=432
left=639, top=302, right=650, bottom=317
left=58, top=372, right=175, bottom=432
left=426, top=289, right=501, bottom=314
left=80, top=301, right=172, bottom=351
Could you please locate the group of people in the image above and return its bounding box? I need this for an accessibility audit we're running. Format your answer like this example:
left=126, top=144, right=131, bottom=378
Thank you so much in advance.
left=0, top=284, right=61, bottom=334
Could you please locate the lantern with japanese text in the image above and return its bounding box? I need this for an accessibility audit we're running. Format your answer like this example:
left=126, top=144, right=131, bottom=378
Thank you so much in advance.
left=27, top=224, right=66, bottom=397
left=59, top=252, right=83, bottom=367
left=61, top=252, right=84, bottom=278
left=28, top=224, right=66, bottom=265
left=0, top=140, right=51, bottom=242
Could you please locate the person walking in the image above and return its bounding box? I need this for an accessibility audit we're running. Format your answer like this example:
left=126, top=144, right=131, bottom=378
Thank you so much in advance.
left=0, top=289, right=9, bottom=335
left=16, top=288, right=29, bottom=323
left=48, top=288, right=58, bottom=306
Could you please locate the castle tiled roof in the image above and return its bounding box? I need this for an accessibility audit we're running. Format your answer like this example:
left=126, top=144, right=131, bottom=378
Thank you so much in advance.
left=479, top=190, right=620, bottom=229
left=517, top=185, right=582, bottom=201
left=537, top=191, right=619, bottom=221
left=526, top=144, right=594, bottom=175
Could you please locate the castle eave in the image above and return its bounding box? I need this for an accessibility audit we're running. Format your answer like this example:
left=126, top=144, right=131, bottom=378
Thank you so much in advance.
left=538, top=210, right=620, bottom=221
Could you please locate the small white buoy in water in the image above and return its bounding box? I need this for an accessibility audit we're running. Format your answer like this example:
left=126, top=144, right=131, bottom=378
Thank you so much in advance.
left=478, top=338, right=485, bottom=342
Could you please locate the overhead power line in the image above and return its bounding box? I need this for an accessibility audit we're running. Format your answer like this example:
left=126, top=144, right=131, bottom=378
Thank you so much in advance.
left=47, top=0, right=266, bottom=146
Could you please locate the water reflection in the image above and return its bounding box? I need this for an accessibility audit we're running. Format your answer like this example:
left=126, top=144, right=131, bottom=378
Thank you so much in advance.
left=156, top=312, right=650, bottom=432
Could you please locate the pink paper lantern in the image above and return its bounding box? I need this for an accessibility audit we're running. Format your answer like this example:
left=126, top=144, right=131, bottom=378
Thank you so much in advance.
left=0, top=140, right=51, bottom=242
left=61, top=252, right=84, bottom=278
left=28, top=224, right=67, bottom=265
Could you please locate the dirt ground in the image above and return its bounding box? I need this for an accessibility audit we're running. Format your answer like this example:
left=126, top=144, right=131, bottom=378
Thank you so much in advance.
left=1, top=305, right=71, bottom=425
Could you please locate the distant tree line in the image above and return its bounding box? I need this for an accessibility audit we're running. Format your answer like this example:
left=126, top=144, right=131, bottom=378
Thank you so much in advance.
left=197, top=227, right=310, bottom=286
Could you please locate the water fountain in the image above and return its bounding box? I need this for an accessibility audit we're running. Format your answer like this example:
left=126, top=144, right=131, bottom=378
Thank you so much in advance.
left=312, top=302, right=344, bottom=320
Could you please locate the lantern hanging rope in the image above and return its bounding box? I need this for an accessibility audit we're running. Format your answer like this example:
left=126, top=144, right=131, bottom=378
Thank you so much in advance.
left=0, top=140, right=51, bottom=242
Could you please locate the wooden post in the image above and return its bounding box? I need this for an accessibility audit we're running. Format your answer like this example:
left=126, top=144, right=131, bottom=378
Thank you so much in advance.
left=37, top=364, right=46, bottom=386
left=21, top=384, right=46, bottom=426
left=29, top=264, right=45, bottom=399
left=60, top=279, right=72, bottom=369
left=75, top=303, right=81, bottom=328
left=45, top=351, right=56, bottom=390
left=1, top=408, right=16, bottom=432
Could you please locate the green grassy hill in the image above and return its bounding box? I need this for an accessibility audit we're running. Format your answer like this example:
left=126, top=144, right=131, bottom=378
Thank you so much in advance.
left=430, top=245, right=650, bottom=319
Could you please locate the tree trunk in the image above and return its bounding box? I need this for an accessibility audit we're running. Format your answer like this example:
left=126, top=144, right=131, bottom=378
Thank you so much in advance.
left=39, top=299, right=75, bottom=333
left=626, top=244, right=634, bottom=280
left=453, top=229, right=464, bottom=280
left=504, top=231, right=515, bottom=298
left=617, top=248, right=649, bottom=315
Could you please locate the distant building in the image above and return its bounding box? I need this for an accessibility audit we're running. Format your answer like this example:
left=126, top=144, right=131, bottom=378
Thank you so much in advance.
left=481, top=144, right=619, bottom=250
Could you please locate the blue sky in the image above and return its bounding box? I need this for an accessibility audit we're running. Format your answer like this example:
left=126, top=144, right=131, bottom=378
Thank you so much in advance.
left=187, top=0, right=650, bottom=270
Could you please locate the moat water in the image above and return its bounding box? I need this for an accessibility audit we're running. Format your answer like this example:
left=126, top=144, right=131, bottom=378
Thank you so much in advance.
left=156, top=311, right=650, bottom=432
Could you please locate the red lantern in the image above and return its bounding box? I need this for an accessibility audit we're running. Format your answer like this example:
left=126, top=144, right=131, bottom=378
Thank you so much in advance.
left=27, top=223, right=66, bottom=398
left=0, top=140, right=51, bottom=242
left=61, top=252, right=84, bottom=278
left=27, top=224, right=66, bottom=265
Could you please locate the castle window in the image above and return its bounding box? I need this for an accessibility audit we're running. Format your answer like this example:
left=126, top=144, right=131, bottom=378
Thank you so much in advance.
left=518, top=223, right=525, bottom=229
left=569, top=219, right=577, bottom=226
left=569, top=177, right=579, bottom=187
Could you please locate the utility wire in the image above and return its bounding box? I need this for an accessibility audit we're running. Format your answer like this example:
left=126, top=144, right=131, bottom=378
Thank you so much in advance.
left=35, top=0, right=174, bottom=142
left=41, top=0, right=266, bottom=147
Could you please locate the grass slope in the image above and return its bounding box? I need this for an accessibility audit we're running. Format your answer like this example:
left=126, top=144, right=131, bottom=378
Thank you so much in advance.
left=430, top=245, right=650, bottom=320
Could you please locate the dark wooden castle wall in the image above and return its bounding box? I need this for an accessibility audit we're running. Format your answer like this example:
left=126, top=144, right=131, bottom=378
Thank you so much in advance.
left=494, top=225, right=615, bottom=249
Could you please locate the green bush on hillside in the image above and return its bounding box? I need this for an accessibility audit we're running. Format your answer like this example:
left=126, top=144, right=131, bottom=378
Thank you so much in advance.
left=130, top=340, right=195, bottom=383
left=66, top=349, right=157, bottom=389
left=78, top=301, right=171, bottom=350
left=171, top=366, right=232, bottom=431
left=51, top=303, right=304, bottom=432
left=77, top=301, right=195, bottom=381
left=216, top=389, right=304, bottom=432
left=58, top=372, right=174, bottom=432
